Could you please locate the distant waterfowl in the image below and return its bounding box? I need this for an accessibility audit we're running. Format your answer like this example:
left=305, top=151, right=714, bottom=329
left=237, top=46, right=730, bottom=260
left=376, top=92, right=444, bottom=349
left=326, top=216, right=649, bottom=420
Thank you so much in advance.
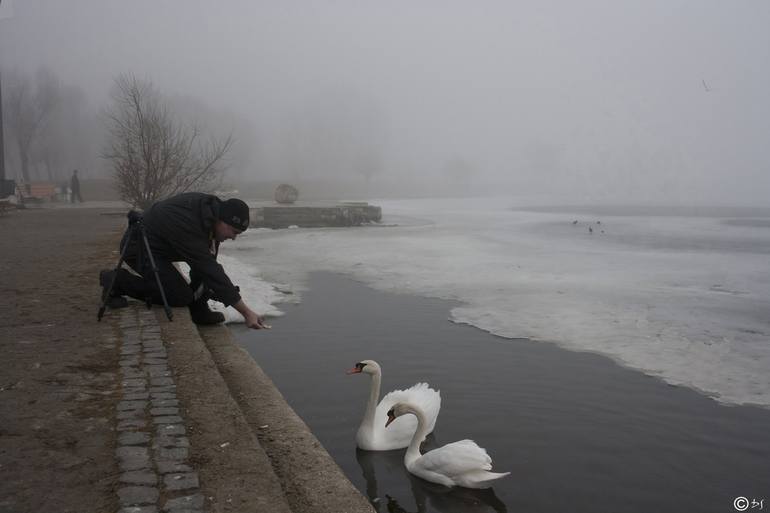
left=386, top=402, right=510, bottom=488
left=588, top=226, right=593, bottom=234
left=572, top=220, right=578, bottom=225
left=348, top=360, right=441, bottom=451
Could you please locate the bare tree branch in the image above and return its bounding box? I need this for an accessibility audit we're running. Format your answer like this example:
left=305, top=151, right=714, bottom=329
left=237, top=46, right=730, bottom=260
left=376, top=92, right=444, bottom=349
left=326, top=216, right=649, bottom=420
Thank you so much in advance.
left=102, top=74, right=231, bottom=209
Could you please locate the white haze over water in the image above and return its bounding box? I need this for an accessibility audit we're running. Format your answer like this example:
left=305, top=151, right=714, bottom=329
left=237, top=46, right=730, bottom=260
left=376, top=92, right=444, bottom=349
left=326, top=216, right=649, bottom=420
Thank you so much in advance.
left=222, top=198, right=770, bottom=408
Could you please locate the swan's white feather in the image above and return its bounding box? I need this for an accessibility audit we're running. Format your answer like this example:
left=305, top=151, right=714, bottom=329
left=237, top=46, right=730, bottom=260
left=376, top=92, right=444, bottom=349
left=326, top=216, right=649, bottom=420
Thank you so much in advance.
left=414, top=439, right=492, bottom=476
left=453, top=470, right=512, bottom=489
left=359, top=382, right=441, bottom=451
left=411, top=440, right=510, bottom=488
left=394, top=403, right=510, bottom=489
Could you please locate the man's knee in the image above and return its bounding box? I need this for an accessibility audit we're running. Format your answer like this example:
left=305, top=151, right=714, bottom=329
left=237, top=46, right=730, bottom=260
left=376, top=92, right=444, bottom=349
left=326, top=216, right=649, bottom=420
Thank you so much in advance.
left=165, top=288, right=194, bottom=307
left=155, top=276, right=194, bottom=306
left=120, top=269, right=193, bottom=307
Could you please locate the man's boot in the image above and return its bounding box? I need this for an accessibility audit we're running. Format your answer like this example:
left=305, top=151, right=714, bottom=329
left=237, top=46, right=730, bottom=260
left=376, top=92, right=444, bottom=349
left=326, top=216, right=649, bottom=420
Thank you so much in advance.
left=188, top=298, right=225, bottom=325
left=100, top=269, right=129, bottom=309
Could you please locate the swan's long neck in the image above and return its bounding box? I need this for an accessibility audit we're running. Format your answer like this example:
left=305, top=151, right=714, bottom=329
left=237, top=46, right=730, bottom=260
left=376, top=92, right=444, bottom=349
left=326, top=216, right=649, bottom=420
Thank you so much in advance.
left=404, top=406, right=430, bottom=467
left=361, top=369, right=381, bottom=431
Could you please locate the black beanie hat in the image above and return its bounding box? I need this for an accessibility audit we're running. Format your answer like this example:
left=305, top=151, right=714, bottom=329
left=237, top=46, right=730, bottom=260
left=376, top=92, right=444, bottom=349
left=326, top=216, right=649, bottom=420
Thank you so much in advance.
left=219, top=198, right=250, bottom=231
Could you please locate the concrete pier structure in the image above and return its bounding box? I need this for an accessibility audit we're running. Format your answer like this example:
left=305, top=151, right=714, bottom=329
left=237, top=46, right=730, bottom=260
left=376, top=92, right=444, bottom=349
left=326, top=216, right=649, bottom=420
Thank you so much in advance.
left=250, top=202, right=382, bottom=229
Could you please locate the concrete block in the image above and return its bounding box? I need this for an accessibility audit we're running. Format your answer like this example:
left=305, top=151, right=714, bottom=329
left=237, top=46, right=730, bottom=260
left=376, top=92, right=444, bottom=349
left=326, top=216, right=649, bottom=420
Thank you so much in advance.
left=117, top=486, right=159, bottom=506
left=164, top=472, right=199, bottom=491
left=120, top=470, right=158, bottom=485
left=118, top=431, right=150, bottom=446
left=162, top=494, right=204, bottom=511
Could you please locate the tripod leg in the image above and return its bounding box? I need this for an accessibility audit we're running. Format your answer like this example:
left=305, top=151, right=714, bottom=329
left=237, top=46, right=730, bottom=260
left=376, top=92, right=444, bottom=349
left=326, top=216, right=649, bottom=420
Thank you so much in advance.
left=139, top=227, right=174, bottom=321
left=97, top=226, right=134, bottom=321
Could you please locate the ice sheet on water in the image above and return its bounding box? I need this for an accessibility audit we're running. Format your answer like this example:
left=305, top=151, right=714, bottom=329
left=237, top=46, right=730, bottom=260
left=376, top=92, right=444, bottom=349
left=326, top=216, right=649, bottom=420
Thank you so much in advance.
left=177, top=254, right=288, bottom=324
left=224, top=198, right=770, bottom=407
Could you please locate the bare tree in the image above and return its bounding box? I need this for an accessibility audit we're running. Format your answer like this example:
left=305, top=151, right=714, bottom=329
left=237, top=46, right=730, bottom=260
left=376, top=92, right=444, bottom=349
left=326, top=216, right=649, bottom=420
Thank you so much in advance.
left=29, top=84, right=88, bottom=181
left=3, top=69, right=60, bottom=182
left=103, top=74, right=232, bottom=209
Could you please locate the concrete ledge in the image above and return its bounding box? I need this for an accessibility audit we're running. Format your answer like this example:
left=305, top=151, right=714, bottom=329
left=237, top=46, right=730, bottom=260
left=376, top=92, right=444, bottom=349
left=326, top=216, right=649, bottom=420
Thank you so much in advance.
left=251, top=204, right=382, bottom=229
left=197, top=324, right=375, bottom=513
left=154, top=307, right=293, bottom=513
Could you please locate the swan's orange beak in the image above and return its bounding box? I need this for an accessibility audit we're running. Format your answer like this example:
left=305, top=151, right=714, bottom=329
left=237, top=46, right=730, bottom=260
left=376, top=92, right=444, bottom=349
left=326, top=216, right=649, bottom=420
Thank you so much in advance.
left=346, top=367, right=362, bottom=375
left=385, top=414, right=395, bottom=427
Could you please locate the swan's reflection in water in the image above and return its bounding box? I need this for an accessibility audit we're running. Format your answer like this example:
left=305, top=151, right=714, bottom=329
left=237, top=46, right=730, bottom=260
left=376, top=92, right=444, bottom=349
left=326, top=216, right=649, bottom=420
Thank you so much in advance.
left=356, top=446, right=508, bottom=513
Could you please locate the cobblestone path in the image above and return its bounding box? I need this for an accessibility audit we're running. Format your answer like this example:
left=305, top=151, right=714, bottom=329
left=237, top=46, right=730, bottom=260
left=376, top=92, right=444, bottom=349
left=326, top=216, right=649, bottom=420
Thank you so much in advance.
left=115, top=308, right=204, bottom=513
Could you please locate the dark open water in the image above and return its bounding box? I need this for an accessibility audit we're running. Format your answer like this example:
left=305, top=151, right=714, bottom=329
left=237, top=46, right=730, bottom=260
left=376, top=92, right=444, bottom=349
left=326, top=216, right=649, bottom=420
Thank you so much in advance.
left=234, top=272, right=770, bottom=513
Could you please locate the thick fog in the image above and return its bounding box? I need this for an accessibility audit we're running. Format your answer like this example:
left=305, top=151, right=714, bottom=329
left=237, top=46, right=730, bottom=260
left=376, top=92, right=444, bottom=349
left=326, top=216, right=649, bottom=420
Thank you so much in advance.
left=1, top=0, right=769, bottom=204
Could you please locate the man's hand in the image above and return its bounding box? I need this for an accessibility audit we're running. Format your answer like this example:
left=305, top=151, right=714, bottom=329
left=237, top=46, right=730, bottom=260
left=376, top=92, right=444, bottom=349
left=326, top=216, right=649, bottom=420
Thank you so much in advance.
left=244, top=310, right=271, bottom=330
left=233, top=299, right=271, bottom=330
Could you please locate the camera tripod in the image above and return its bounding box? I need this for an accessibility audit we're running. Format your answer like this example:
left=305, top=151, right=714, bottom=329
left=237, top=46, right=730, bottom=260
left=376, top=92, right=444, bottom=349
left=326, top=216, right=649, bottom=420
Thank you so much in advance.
left=97, top=210, right=173, bottom=322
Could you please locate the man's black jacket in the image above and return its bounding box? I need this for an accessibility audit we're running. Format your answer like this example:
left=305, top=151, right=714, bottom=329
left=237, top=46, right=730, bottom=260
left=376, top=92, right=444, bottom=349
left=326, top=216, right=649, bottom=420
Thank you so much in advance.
left=142, top=192, right=241, bottom=306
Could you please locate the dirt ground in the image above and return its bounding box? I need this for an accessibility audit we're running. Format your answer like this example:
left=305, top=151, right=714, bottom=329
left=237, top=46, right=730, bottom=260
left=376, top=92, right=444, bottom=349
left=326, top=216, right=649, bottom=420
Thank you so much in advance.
left=0, top=206, right=125, bottom=513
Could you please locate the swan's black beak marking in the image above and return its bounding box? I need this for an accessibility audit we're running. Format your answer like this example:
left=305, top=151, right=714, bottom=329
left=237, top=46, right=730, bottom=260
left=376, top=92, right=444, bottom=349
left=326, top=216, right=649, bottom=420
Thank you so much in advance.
left=385, top=408, right=396, bottom=427
left=346, top=362, right=366, bottom=375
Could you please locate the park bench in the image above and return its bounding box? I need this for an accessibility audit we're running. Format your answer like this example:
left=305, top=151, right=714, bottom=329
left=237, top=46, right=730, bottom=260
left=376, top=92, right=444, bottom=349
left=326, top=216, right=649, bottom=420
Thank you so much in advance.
left=0, top=199, right=14, bottom=215
left=17, top=181, right=58, bottom=203
left=0, top=180, right=17, bottom=215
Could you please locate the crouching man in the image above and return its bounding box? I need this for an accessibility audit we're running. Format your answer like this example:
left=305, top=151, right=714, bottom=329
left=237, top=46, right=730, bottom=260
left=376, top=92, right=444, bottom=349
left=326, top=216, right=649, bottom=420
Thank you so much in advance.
left=101, top=192, right=268, bottom=328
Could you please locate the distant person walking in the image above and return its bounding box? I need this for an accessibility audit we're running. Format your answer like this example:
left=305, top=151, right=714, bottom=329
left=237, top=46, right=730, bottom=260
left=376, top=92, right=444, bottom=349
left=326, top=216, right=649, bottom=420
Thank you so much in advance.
left=70, top=169, right=83, bottom=203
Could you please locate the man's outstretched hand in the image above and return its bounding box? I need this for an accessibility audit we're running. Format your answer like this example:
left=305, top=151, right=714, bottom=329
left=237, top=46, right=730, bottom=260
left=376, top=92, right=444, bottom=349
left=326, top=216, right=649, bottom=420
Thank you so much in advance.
left=234, top=299, right=271, bottom=330
left=244, top=311, right=271, bottom=330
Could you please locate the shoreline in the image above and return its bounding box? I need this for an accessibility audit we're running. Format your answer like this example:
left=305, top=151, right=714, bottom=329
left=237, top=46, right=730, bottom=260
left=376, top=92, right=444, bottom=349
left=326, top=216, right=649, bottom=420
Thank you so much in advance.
left=194, top=322, right=373, bottom=513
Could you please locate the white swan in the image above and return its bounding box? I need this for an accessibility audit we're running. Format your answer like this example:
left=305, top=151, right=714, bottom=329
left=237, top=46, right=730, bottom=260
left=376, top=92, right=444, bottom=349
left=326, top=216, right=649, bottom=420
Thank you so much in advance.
left=386, top=402, right=510, bottom=489
left=347, top=359, right=441, bottom=451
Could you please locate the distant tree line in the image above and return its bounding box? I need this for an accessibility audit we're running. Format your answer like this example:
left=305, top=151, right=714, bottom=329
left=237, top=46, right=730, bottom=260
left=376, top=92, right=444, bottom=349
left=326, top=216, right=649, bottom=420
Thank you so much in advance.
left=1, top=68, right=244, bottom=208
left=1, top=67, right=98, bottom=184
left=2, top=67, right=391, bottom=207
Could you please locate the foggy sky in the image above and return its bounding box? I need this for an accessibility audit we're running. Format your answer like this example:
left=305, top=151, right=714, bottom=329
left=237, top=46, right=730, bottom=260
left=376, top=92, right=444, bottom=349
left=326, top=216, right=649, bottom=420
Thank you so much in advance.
left=1, top=0, right=769, bottom=205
